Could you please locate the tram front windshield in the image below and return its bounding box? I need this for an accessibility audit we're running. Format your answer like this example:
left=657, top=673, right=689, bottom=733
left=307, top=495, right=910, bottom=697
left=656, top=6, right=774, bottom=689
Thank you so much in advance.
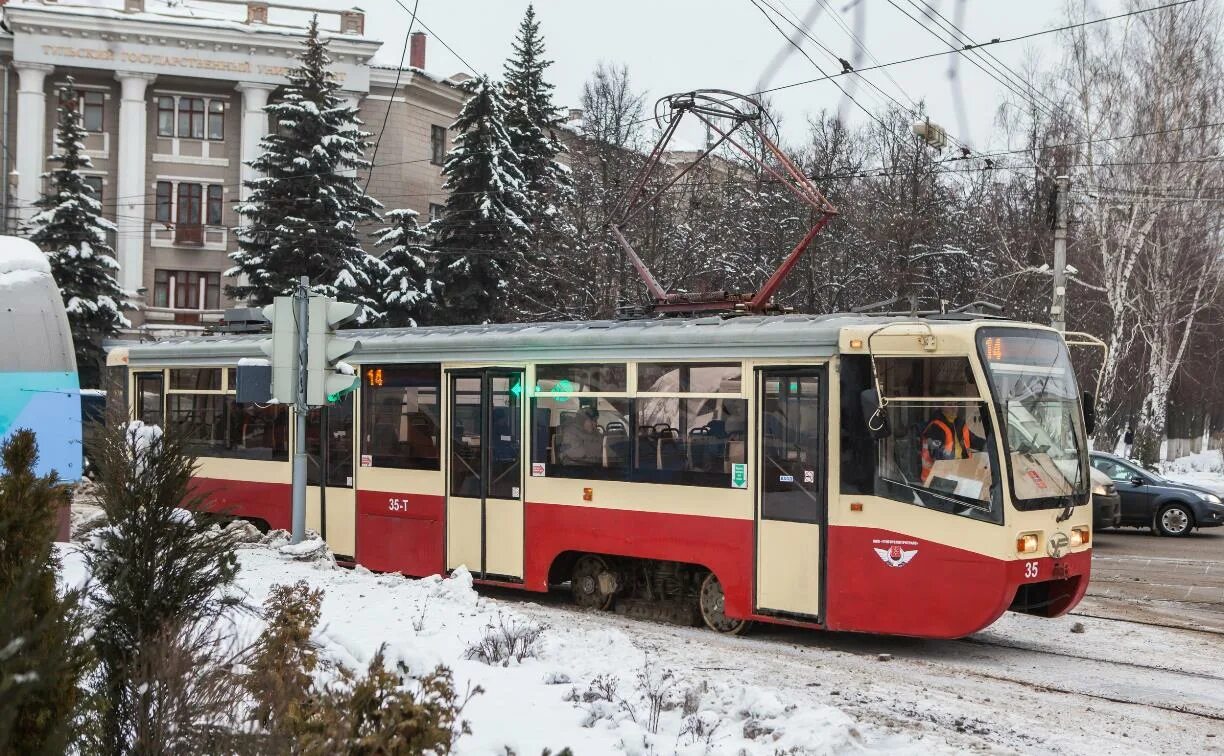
left=977, top=328, right=1089, bottom=510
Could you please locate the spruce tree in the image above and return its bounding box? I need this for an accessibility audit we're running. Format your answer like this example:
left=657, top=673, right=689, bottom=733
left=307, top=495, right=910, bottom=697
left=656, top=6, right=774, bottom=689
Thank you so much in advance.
left=502, top=5, right=575, bottom=319
left=228, top=16, right=385, bottom=324
left=430, top=76, right=530, bottom=325
left=373, top=209, right=433, bottom=327
left=29, top=78, right=129, bottom=388
left=0, top=430, right=87, bottom=754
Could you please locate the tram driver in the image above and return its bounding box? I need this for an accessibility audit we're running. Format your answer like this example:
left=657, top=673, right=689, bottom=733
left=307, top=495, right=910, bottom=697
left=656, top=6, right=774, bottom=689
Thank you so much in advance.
left=919, top=396, right=986, bottom=483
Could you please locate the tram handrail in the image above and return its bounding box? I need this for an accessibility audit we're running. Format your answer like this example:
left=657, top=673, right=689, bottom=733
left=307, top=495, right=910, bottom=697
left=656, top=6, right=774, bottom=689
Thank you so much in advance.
left=864, top=320, right=936, bottom=409
left=1062, top=331, right=1109, bottom=398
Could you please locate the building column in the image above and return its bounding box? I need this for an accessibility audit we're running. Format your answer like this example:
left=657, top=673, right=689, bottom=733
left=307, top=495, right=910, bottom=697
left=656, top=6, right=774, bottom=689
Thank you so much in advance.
left=14, top=62, right=54, bottom=227
left=114, top=71, right=156, bottom=294
left=235, top=83, right=275, bottom=204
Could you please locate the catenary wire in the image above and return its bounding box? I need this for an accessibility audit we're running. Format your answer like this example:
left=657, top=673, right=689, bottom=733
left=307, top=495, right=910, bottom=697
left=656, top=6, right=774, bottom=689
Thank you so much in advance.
left=364, top=0, right=419, bottom=196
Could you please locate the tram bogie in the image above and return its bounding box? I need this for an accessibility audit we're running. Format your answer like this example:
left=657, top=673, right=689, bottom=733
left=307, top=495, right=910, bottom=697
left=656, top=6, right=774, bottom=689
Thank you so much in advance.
left=117, top=314, right=1097, bottom=639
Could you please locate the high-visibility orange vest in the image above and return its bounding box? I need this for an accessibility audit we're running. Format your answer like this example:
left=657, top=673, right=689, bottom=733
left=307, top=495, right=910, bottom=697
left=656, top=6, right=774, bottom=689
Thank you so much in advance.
left=921, top=417, right=972, bottom=481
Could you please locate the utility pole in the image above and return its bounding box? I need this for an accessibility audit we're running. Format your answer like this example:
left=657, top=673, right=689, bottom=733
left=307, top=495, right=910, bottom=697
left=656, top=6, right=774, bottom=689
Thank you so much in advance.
left=1051, top=175, right=1070, bottom=332
left=291, top=275, right=309, bottom=544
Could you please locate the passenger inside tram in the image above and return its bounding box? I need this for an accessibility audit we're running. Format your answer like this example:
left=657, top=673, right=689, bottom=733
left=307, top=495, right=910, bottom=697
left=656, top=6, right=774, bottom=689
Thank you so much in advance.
left=557, top=405, right=603, bottom=465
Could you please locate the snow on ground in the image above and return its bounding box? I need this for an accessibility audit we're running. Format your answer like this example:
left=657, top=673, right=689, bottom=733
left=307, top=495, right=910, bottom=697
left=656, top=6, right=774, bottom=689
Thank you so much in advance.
left=57, top=540, right=921, bottom=755
left=1161, top=449, right=1224, bottom=494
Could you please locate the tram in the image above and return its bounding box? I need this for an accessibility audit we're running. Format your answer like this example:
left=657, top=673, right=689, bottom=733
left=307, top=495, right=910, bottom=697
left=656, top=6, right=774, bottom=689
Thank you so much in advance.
left=112, top=312, right=1096, bottom=638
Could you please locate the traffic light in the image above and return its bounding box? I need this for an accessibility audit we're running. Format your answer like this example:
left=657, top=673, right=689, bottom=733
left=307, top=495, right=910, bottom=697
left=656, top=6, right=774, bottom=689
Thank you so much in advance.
left=306, top=296, right=361, bottom=405
left=258, top=296, right=299, bottom=405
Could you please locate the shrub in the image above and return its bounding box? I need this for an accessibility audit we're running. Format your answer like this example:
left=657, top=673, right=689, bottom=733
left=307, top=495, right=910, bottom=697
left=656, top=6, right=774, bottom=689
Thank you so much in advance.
left=294, top=647, right=481, bottom=756
left=245, top=580, right=326, bottom=740
left=0, top=430, right=88, bottom=754
left=81, top=421, right=244, bottom=754
left=464, top=614, right=547, bottom=666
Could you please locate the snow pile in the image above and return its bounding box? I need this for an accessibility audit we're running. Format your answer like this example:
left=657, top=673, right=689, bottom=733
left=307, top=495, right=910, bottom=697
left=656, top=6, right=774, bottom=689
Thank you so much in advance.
left=1161, top=449, right=1224, bottom=493
left=1163, top=448, right=1224, bottom=475
left=0, top=235, right=53, bottom=291
left=0, top=235, right=51, bottom=276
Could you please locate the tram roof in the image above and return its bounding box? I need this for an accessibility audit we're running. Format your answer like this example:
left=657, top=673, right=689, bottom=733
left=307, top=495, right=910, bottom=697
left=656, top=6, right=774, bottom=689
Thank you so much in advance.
left=125, top=312, right=1021, bottom=366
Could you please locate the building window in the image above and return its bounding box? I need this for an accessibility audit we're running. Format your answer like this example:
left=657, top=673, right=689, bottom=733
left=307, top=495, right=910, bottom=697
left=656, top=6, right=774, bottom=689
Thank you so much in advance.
left=83, top=176, right=103, bottom=204
left=157, top=96, right=175, bottom=137
left=207, top=100, right=225, bottom=140
left=207, top=185, right=224, bottom=226
left=176, top=183, right=204, bottom=244
left=155, top=181, right=173, bottom=223
left=154, top=270, right=221, bottom=310
left=81, top=91, right=105, bottom=133
left=430, top=125, right=446, bottom=165
left=178, top=97, right=206, bottom=140
left=428, top=203, right=445, bottom=222
left=360, top=364, right=442, bottom=470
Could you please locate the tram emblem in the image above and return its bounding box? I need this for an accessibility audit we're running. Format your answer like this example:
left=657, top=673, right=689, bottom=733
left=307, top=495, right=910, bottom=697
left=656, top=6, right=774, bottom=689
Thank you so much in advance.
left=874, top=544, right=918, bottom=568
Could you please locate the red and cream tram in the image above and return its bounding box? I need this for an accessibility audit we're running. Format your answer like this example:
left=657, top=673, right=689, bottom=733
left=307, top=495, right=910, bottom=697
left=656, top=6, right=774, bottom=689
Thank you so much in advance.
left=111, top=313, right=1095, bottom=638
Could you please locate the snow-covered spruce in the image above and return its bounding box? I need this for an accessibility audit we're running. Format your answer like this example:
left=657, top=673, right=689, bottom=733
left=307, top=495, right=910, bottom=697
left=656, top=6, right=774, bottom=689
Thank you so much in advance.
left=428, top=76, right=531, bottom=326
left=28, top=77, right=130, bottom=387
left=227, top=16, right=384, bottom=324
left=501, top=5, right=576, bottom=320
left=372, top=208, right=433, bottom=327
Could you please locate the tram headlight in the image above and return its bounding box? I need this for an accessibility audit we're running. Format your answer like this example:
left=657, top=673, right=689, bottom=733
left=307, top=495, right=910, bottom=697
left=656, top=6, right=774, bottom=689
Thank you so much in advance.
left=1070, top=526, right=1091, bottom=547
left=1016, top=533, right=1039, bottom=554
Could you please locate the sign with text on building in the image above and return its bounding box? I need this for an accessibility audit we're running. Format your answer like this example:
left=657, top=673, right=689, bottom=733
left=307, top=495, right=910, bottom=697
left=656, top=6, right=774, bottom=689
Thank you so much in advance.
left=14, top=35, right=370, bottom=92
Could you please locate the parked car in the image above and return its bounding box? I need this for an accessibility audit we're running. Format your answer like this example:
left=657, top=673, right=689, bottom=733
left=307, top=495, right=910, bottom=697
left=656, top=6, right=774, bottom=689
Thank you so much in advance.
left=1089, top=465, right=1122, bottom=530
left=1089, top=451, right=1224, bottom=536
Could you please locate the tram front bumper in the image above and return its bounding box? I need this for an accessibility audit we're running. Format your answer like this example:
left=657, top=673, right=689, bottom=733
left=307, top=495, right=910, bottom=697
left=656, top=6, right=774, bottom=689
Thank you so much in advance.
left=1008, top=547, right=1091, bottom=618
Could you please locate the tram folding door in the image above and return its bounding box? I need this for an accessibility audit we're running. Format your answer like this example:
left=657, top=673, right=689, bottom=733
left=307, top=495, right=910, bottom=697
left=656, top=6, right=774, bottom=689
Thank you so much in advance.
left=445, top=369, right=525, bottom=580
left=303, top=393, right=357, bottom=559
left=754, top=367, right=827, bottom=619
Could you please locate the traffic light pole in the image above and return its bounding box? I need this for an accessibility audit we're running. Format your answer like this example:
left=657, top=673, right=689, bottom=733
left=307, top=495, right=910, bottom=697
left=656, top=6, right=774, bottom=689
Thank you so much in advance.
left=291, top=275, right=309, bottom=545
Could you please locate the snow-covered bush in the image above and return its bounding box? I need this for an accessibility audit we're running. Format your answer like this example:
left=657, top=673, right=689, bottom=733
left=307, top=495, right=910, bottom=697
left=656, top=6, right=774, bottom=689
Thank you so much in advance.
left=81, top=418, right=244, bottom=753
left=244, top=580, right=326, bottom=740
left=464, top=613, right=547, bottom=666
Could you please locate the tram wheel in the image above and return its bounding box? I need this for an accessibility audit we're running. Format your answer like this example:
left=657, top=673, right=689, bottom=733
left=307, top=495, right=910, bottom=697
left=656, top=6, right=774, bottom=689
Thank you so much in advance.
left=571, top=555, right=615, bottom=610
left=698, top=572, right=750, bottom=635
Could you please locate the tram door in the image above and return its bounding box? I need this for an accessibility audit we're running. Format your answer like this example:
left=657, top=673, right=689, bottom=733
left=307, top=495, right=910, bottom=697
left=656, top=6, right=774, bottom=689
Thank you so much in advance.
left=755, top=367, right=826, bottom=619
left=446, top=369, right=525, bottom=580
left=304, top=393, right=356, bottom=558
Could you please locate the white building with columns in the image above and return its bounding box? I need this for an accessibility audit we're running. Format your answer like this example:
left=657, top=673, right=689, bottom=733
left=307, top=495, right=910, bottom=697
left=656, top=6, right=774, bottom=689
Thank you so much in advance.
left=0, top=0, right=464, bottom=332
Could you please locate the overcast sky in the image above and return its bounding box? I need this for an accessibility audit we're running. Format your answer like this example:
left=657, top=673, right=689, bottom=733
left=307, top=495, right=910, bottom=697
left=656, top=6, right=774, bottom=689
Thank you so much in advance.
left=360, top=0, right=1128, bottom=153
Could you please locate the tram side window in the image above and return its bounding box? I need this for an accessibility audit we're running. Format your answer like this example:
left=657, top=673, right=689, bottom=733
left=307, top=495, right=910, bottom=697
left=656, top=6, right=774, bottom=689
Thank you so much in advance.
left=170, top=368, right=222, bottom=391
left=635, top=397, right=747, bottom=486
left=869, top=357, right=1002, bottom=524
left=225, top=400, right=289, bottom=461
left=361, top=364, right=442, bottom=470
left=134, top=372, right=164, bottom=427
left=163, top=369, right=289, bottom=460
left=531, top=397, right=632, bottom=480
left=167, top=394, right=227, bottom=453
left=839, top=355, right=875, bottom=495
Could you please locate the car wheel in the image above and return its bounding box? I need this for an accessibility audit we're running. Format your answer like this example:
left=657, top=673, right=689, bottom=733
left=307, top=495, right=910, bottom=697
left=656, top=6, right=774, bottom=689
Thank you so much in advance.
left=1155, top=503, right=1195, bottom=537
